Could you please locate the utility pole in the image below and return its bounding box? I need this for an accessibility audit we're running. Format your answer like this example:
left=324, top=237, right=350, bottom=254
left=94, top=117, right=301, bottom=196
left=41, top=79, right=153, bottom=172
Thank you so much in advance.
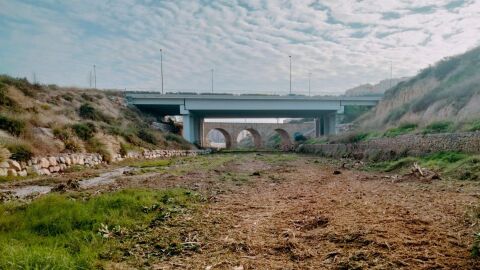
left=93, top=64, right=97, bottom=89
left=211, top=68, right=214, bottom=93
left=160, top=49, right=164, bottom=94
left=289, top=55, right=292, bottom=95
left=308, top=72, right=311, bottom=96
left=32, top=72, right=37, bottom=84
left=89, top=71, right=92, bottom=88
left=390, top=61, right=393, bottom=89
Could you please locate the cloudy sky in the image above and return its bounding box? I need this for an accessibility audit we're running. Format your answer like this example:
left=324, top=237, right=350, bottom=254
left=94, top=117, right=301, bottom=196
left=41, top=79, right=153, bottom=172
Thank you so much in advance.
left=1, top=0, right=479, bottom=95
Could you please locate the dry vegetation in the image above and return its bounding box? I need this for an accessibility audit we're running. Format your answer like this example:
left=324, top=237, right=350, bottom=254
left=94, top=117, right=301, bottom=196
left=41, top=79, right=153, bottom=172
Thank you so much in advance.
left=0, top=75, right=192, bottom=162
left=1, top=153, right=478, bottom=269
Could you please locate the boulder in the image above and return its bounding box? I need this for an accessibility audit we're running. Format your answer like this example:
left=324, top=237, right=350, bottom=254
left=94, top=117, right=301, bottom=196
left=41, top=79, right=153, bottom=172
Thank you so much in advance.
left=0, top=168, right=7, bottom=176
left=0, top=161, right=9, bottom=168
left=41, top=168, right=51, bottom=175
left=48, top=157, right=58, bottom=166
left=7, top=169, right=17, bottom=177
left=39, top=158, right=50, bottom=168
left=49, top=166, right=60, bottom=173
left=64, top=156, right=71, bottom=165
left=7, top=160, right=21, bottom=171
left=18, top=170, right=27, bottom=177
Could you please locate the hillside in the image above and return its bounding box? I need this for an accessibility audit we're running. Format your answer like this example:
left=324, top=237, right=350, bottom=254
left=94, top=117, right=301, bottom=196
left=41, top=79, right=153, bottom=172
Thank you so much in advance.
left=0, top=75, right=192, bottom=163
left=361, top=46, right=480, bottom=130
left=344, top=77, right=408, bottom=97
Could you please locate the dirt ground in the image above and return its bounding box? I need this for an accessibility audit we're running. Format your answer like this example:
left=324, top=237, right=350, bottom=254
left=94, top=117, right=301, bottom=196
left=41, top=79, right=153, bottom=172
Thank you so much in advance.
left=2, top=153, right=480, bottom=269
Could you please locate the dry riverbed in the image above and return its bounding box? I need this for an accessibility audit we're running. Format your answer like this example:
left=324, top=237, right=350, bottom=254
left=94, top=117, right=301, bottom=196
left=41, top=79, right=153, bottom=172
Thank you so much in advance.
left=0, top=153, right=479, bottom=269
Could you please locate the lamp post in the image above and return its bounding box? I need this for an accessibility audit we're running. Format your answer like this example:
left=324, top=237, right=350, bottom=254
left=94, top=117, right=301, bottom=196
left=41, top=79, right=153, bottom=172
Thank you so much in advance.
left=160, top=49, right=164, bottom=94
left=211, top=68, right=214, bottom=93
left=308, top=72, right=311, bottom=96
left=289, top=55, right=292, bottom=95
left=93, top=64, right=96, bottom=89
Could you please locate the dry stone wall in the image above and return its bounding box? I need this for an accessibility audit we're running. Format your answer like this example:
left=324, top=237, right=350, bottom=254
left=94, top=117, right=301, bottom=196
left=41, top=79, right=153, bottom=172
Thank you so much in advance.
left=298, top=131, right=480, bottom=160
left=0, top=149, right=210, bottom=177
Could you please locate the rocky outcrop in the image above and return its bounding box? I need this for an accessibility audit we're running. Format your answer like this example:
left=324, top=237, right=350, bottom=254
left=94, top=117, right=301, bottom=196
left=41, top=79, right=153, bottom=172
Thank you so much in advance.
left=0, top=149, right=210, bottom=177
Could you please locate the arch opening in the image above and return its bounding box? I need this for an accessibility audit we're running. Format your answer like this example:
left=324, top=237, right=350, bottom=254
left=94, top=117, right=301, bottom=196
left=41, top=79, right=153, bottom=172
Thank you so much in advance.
left=236, top=128, right=262, bottom=149
left=268, top=128, right=292, bottom=150
left=205, top=128, right=232, bottom=149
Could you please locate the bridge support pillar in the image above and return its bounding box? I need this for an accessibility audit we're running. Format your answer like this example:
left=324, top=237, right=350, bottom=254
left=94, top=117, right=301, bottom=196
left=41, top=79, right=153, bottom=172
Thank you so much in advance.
left=182, top=113, right=202, bottom=146
left=315, top=114, right=337, bottom=137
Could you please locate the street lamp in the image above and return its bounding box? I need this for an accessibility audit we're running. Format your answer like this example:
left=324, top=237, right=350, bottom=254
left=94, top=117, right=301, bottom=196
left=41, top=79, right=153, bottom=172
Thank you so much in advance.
left=211, top=68, right=214, bottom=93
left=289, top=55, right=292, bottom=95
left=308, top=72, right=311, bottom=96
left=160, top=49, right=164, bottom=94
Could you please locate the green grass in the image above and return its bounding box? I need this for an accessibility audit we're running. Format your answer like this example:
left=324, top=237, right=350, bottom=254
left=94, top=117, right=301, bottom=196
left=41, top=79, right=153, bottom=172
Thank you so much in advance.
left=422, top=121, right=454, bottom=134
left=367, top=151, right=480, bottom=181
left=130, top=159, right=171, bottom=168
left=0, top=188, right=201, bottom=269
left=383, top=123, right=418, bottom=137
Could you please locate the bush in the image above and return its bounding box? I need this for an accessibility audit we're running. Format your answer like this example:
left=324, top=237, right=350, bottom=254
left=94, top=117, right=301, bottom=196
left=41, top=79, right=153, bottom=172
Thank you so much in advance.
left=0, top=83, right=19, bottom=110
left=293, top=132, right=307, bottom=142
left=86, top=138, right=112, bottom=162
left=53, top=127, right=71, bottom=141
left=137, top=129, right=157, bottom=145
left=434, top=56, right=461, bottom=80
left=6, top=143, right=33, bottom=162
left=72, top=122, right=96, bottom=141
left=422, top=121, right=453, bottom=134
left=384, top=123, right=418, bottom=137
left=79, top=103, right=112, bottom=123
left=0, top=115, right=26, bottom=136
left=165, top=133, right=184, bottom=144
left=0, top=146, right=10, bottom=163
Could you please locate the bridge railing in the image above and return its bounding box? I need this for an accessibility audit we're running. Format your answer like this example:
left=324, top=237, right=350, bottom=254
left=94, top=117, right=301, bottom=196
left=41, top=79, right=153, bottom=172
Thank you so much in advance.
left=124, top=88, right=349, bottom=97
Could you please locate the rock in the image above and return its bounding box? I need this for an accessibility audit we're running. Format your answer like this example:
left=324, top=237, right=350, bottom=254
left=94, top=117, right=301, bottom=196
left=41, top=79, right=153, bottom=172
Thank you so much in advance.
left=49, top=166, right=60, bottom=173
left=7, top=169, right=17, bottom=177
left=0, top=161, right=10, bottom=168
left=333, top=170, right=342, bottom=175
left=7, top=160, right=21, bottom=171
left=59, top=164, right=67, bottom=171
left=59, top=156, right=66, bottom=164
left=18, top=170, right=27, bottom=177
left=0, top=168, right=7, bottom=176
left=48, top=157, right=58, bottom=166
left=41, top=168, right=51, bottom=175
left=39, top=158, right=50, bottom=168
left=64, top=156, right=71, bottom=165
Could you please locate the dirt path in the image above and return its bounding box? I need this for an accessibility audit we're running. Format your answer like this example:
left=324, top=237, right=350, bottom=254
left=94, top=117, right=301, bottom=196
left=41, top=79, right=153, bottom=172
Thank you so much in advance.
left=2, top=153, right=479, bottom=269
left=144, top=154, right=480, bottom=269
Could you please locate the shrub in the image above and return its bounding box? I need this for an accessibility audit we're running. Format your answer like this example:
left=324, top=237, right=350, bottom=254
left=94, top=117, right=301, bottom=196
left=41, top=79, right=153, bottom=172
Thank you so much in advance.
left=384, top=123, right=418, bottom=137
left=293, top=132, right=307, bottom=142
left=61, top=93, right=73, bottom=102
left=473, top=232, right=480, bottom=257
left=165, top=133, right=184, bottom=144
left=384, top=105, right=409, bottom=123
left=86, top=138, right=112, bottom=162
left=434, top=56, right=461, bottom=80
left=0, top=146, right=10, bottom=163
left=6, top=143, right=33, bottom=162
left=72, top=122, right=96, bottom=141
left=0, top=115, right=26, bottom=136
left=0, top=83, right=19, bottom=110
left=137, top=129, right=157, bottom=145
left=467, top=120, right=480, bottom=132
left=64, top=138, right=82, bottom=152
left=53, top=127, right=71, bottom=141
left=79, top=103, right=112, bottom=123
left=422, top=121, right=453, bottom=134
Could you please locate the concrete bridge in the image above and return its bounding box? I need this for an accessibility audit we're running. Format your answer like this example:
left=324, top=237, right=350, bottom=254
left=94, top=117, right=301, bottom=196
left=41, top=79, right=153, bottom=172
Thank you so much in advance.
left=203, top=122, right=314, bottom=149
left=125, top=93, right=381, bottom=145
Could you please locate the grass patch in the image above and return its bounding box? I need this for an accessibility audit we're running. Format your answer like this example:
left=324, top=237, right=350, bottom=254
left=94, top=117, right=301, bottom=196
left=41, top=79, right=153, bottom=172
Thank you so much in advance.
left=422, top=121, right=453, bottom=134
left=72, top=122, right=96, bottom=141
left=367, top=151, right=480, bottom=181
left=0, top=114, right=26, bottom=136
left=384, top=123, right=418, bottom=137
left=0, top=188, right=201, bottom=269
left=131, top=159, right=171, bottom=168
left=79, top=103, right=112, bottom=123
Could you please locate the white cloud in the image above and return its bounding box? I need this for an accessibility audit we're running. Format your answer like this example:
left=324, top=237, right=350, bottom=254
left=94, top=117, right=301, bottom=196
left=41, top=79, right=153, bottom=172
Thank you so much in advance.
left=0, top=0, right=479, bottom=94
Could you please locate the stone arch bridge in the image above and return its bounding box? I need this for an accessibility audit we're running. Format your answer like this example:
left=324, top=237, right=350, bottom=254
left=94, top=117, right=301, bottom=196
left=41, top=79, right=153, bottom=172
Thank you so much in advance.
left=203, top=122, right=314, bottom=149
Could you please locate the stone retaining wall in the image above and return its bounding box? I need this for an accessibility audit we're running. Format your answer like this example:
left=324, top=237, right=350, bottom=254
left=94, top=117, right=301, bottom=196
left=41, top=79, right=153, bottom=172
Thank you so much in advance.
left=0, top=149, right=210, bottom=177
left=297, top=131, right=480, bottom=160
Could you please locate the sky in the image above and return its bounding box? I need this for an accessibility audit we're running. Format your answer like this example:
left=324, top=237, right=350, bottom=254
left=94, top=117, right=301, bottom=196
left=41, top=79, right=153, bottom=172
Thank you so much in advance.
left=1, top=0, right=479, bottom=95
